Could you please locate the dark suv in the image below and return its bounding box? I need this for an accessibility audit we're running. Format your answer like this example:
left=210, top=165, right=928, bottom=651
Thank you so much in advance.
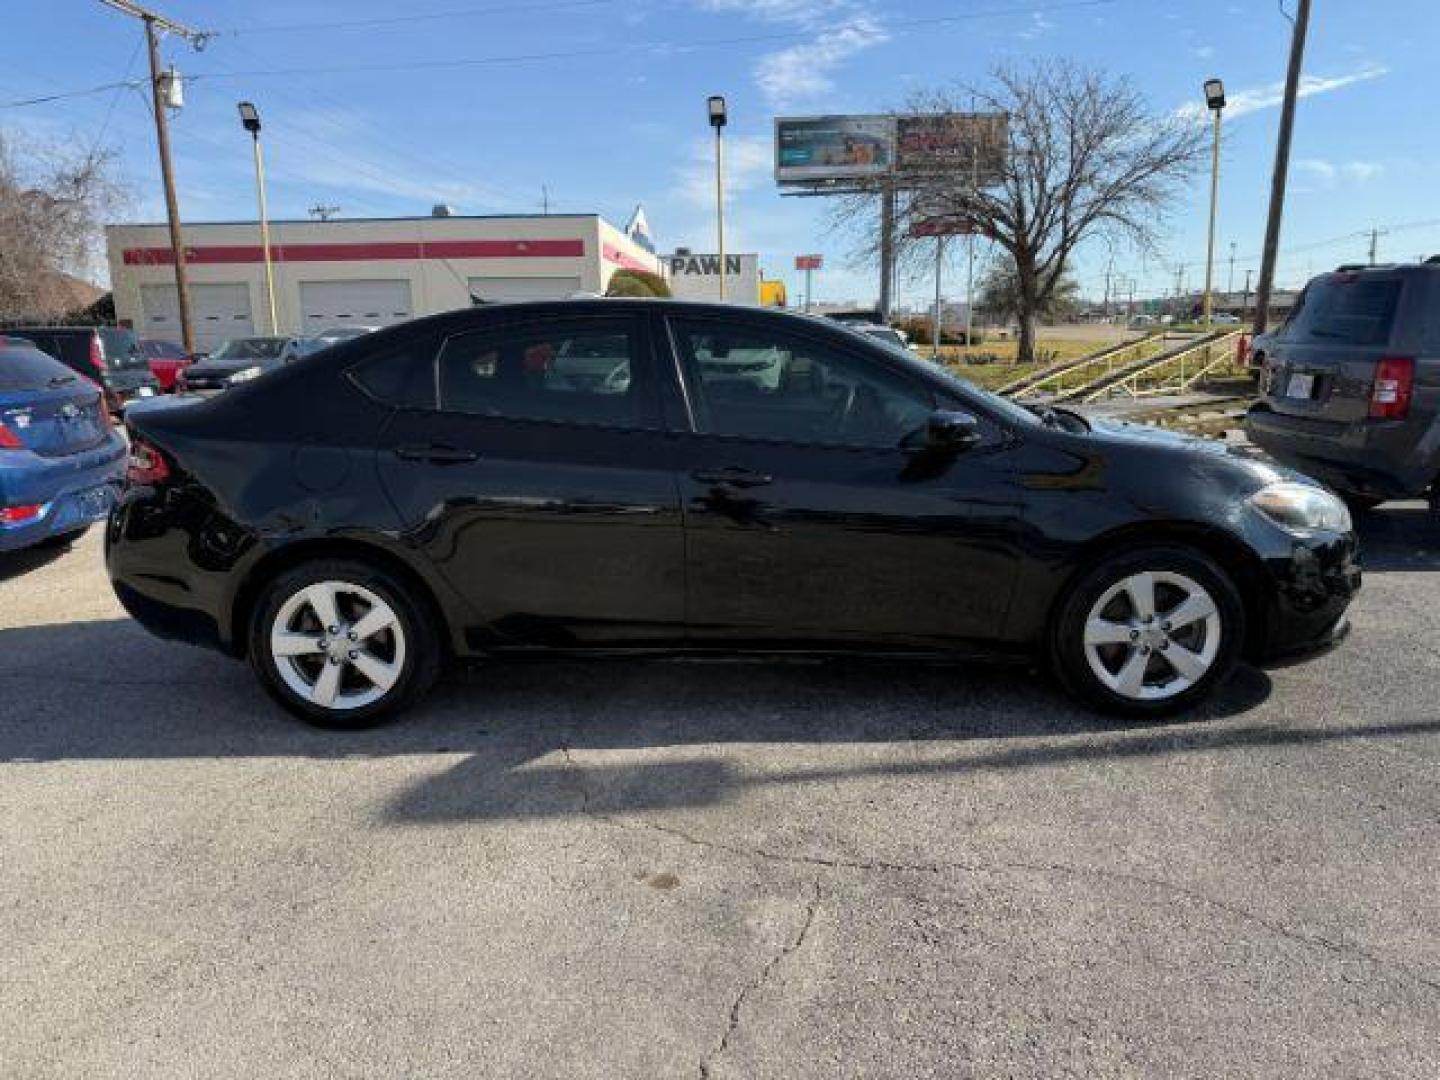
left=4, top=326, right=161, bottom=412
left=1246, top=261, right=1440, bottom=508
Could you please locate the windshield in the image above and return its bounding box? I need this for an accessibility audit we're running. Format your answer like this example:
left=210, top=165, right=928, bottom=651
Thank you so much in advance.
left=211, top=338, right=289, bottom=361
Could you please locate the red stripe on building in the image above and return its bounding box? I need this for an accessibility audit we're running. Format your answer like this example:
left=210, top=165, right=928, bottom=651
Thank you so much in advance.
left=602, top=243, right=654, bottom=273
left=122, top=238, right=586, bottom=266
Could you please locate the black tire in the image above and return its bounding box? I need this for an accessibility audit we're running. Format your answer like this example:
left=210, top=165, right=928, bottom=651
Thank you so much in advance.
left=1051, top=545, right=1245, bottom=718
left=248, top=558, right=442, bottom=729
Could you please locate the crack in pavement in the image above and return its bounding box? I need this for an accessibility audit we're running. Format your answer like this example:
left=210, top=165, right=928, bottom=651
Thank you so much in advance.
left=698, top=875, right=823, bottom=1080
left=555, top=744, right=1440, bottom=1001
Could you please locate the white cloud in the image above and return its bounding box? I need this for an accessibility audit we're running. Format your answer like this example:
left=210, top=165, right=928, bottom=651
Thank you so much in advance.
left=1193, top=44, right=1216, bottom=60
left=1017, top=11, right=1056, bottom=40
left=755, top=16, right=889, bottom=105
left=693, top=0, right=888, bottom=107
left=1293, top=158, right=1386, bottom=192
left=675, top=134, right=773, bottom=207
left=1175, top=63, right=1390, bottom=121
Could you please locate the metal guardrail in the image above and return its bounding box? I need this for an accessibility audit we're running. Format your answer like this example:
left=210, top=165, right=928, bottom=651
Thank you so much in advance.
left=999, top=333, right=1164, bottom=399
left=1054, top=330, right=1242, bottom=404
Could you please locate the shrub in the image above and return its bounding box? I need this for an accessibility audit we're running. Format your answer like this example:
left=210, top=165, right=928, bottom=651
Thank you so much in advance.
left=605, top=269, right=672, bottom=298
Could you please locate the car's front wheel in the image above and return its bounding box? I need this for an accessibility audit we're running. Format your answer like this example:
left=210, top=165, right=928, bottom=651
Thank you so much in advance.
left=249, top=559, right=441, bottom=728
left=1052, top=546, right=1245, bottom=717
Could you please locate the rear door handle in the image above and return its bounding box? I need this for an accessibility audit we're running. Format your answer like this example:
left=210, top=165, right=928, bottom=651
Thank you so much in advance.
left=394, top=443, right=479, bottom=464
left=692, top=467, right=773, bottom=488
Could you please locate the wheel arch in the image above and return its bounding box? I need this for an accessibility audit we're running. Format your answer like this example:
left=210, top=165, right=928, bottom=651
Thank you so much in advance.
left=1047, top=520, right=1271, bottom=660
left=227, top=536, right=454, bottom=660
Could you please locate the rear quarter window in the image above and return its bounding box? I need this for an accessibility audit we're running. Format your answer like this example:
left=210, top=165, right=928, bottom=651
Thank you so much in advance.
left=1283, top=278, right=1403, bottom=347
left=349, top=346, right=436, bottom=410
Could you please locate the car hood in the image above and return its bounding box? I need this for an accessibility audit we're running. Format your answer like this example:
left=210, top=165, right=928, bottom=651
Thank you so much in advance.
left=1081, top=414, right=1315, bottom=489
left=184, top=357, right=280, bottom=378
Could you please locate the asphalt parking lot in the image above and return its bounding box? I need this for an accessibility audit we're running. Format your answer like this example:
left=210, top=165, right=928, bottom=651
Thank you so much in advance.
left=3, top=508, right=1440, bottom=1079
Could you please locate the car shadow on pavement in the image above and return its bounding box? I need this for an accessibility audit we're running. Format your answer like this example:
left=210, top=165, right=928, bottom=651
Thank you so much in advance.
left=4, top=616, right=1436, bottom=825
left=0, top=540, right=73, bottom=583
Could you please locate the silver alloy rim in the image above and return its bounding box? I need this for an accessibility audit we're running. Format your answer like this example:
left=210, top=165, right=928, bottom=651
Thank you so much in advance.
left=1082, top=570, right=1222, bottom=702
left=269, top=580, right=407, bottom=711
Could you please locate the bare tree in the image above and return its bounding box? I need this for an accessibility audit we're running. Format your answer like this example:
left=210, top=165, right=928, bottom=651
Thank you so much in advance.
left=834, top=62, right=1206, bottom=362
left=0, top=132, right=125, bottom=322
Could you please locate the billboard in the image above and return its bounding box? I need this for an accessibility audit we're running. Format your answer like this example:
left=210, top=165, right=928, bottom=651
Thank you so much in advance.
left=775, top=116, right=895, bottom=185
left=795, top=254, right=823, bottom=271
left=896, top=113, right=1009, bottom=185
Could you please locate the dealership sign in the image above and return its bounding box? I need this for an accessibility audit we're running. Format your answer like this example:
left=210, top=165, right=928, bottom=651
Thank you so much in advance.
left=774, top=116, right=895, bottom=184
left=795, top=254, right=823, bottom=271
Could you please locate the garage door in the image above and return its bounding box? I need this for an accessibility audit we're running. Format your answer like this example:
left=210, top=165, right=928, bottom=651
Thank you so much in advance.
left=300, top=280, right=413, bottom=336
left=141, top=283, right=253, bottom=352
left=467, top=276, right=584, bottom=303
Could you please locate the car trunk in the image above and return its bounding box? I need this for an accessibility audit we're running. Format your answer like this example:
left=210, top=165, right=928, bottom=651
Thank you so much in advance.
left=1264, top=274, right=1405, bottom=425
left=0, top=363, right=109, bottom=458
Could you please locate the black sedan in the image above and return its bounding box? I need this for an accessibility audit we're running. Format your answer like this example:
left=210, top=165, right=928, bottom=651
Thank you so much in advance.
left=107, top=300, right=1359, bottom=728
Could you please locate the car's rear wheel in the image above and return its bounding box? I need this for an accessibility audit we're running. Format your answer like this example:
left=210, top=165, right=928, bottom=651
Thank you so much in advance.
left=249, top=559, right=440, bottom=728
left=1052, top=546, right=1245, bottom=717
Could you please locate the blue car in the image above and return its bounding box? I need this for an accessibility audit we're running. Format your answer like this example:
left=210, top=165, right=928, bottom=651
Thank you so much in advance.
left=0, top=340, right=126, bottom=552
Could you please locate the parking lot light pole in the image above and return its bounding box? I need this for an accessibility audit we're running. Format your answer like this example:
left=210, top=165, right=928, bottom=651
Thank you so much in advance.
left=1201, top=78, right=1226, bottom=329
left=238, top=102, right=279, bottom=335
left=708, top=96, right=727, bottom=301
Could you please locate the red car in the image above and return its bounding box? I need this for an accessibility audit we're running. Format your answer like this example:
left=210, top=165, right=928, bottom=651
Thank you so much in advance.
left=140, top=339, right=196, bottom=391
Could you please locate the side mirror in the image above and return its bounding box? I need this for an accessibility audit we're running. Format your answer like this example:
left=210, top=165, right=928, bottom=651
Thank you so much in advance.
left=922, top=409, right=982, bottom=452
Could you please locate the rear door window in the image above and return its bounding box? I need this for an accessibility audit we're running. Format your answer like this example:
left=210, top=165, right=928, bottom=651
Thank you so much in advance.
left=100, top=329, right=146, bottom=369
left=436, top=317, right=651, bottom=428
left=1282, top=277, right=1403, bottom=347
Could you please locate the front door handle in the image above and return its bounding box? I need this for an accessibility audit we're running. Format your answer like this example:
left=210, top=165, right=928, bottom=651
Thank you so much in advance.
left=394, top=443, right=479, bottom=464
left=691, top=466, right=773, bottom=489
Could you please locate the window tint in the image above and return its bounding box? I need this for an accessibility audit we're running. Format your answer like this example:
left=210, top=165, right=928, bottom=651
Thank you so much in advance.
left=437, top=320, right=642, bottom=427
left=672, top=320, right=934, bottom=448
left=1283, top=277, right=1402, bottom=346
left=349, top=347, right=436, bottom=410
left=99, top=329, right=145, bottom=368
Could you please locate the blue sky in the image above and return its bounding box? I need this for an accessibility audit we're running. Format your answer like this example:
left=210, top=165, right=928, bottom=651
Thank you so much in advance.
left=4, top=0, right=1436, bottom=308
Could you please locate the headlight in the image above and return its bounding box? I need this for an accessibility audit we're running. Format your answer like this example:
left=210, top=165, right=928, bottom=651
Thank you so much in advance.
left=1249, top=481, right=1352, bottom=534
left=227, top=365, right=263, bottom=385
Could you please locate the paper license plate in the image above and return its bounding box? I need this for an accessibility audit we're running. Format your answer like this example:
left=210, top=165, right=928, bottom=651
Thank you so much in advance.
left=1285, top=373, right=1316, bottom=399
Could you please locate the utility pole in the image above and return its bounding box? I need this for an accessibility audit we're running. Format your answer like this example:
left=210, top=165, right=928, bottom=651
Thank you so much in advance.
left=1228, top=242, right=1237, bottom=297
left=931, top=236, right=945, bottom=360
left=1242, top=268, right=1253, bottom=323
left=878, top=183, right=896, bottom=321
left=1368, top=227, right=1385, bottom=266
left=101, top=0, right=210, bottom=356
left=1252, top=0, right=1311, bottom=339
left=541, top=185, right=550, bottom=216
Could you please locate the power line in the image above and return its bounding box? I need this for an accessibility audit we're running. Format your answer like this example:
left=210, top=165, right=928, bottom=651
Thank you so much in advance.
left=226, top=0, right=617, bottom=35
left=0, top=80, right=144, bottom=108
left=183, top=0, right=1122, bottom=81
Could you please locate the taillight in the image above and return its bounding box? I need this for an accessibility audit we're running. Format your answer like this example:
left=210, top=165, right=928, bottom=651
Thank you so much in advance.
left=0, top=420, right=23, bottom=449
left=89, top=334, right=107, bottom=374
left=1236, top=334, right=1252, bottom=366
left=127, top=438, right=171, bottom=485
left=1369, top=357, right=1414, bottom=420
left=0, top=504, right=43, bottom=525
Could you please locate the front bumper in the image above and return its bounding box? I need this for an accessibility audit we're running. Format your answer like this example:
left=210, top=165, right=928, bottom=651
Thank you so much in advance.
left=1253, top=526, right=1361, bottom=661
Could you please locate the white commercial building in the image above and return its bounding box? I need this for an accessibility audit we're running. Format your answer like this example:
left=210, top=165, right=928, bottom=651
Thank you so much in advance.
left=662, top=252, right=762, bottom=305
left=105, top=213, right=660, bottom=350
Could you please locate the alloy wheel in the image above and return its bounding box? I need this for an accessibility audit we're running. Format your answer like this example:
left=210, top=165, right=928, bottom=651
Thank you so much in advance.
left=269, top=580, right=408, bottom=711
left=1082, top=570, right=1222, bottom=702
